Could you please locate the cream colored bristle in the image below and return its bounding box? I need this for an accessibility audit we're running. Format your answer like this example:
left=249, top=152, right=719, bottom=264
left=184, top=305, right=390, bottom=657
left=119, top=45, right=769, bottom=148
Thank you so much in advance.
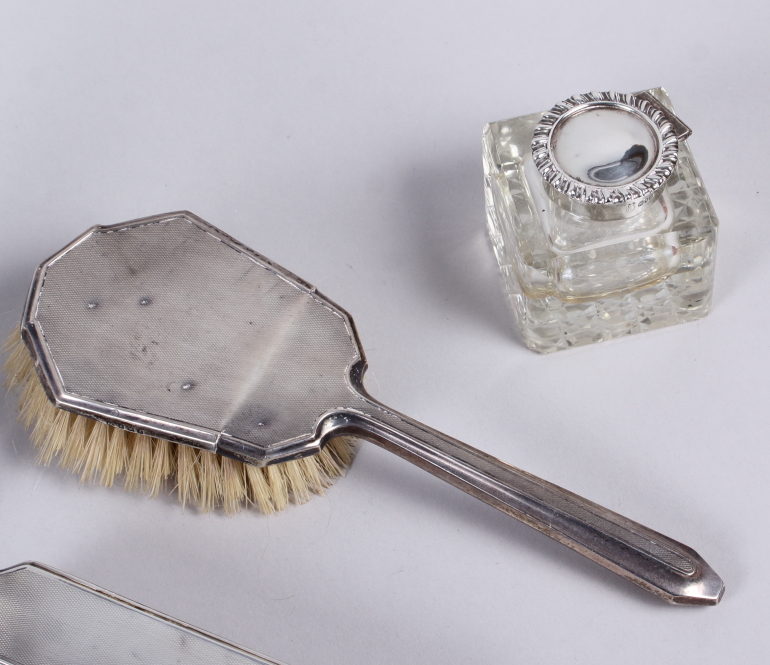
left=316, top=446, right=342, bottom=478
left=328, top=437, right=354, bottom=467
left=36, top=408, right=72, bottom=466
left=266, top=463, right=289, bottom=511
left=2, top=331, right=34, bottom=390
left=148, top=438, right=175, bottom=498
left=4, top=328, right=357, bottom=514
left=21, top=379, right=52, bottom=431
left=59, top=415, right=89, bottom=472
left=245, top=465, right=274, bottom=514
left=98, top=427, right=128, bottom=487
left=283, top=460, right=311, bottom=504
left=18, top=377, right=39, bottom=428
left=198, top=451, right=224, bottom=513
left=80, top=421, right=111, bottom=484
left=221, top=457, right=247, bottom=515
left=177, top=444, right=199, bottom=508
left=298, top=455, right=325, bottom=494
left=1, top=330, right=17, bottom=356
left=124, top=434, right=153, bottom=492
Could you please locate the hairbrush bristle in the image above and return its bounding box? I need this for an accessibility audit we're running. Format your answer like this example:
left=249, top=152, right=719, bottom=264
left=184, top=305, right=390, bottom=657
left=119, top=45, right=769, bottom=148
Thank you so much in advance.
left=59, top=412, right=88, bottom=472
left=124, top=434, right=153, bottom=492
left=3, top=329, right=356, bottom=513
left=177, top=444, right=199, bottom=507
left=80, top=420, right=111, bottom=484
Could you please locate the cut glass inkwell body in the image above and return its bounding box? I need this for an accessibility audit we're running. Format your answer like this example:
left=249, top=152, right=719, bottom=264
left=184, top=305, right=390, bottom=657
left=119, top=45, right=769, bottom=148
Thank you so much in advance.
left=483, top=88, right=718, bottom=353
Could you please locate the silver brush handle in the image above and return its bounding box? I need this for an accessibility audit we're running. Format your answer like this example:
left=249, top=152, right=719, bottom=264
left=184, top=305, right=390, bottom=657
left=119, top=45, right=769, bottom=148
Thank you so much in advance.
left=330, top=394, right=724, bottom=605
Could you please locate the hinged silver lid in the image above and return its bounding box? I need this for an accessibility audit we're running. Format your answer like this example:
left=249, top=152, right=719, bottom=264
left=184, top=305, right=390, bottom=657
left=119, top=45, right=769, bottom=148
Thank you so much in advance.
left=531, top=91, right=691, bottom=220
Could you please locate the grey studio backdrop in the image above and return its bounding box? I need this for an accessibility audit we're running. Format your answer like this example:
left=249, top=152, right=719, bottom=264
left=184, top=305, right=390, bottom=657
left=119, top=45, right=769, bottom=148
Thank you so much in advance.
left=0, top=1, right=766, bottom=664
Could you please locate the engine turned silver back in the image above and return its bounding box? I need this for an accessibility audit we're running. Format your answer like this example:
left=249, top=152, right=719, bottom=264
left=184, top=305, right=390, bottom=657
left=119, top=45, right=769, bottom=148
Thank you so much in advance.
left=0, top=562, right=285, bottom=665
left=23, top=212, right=365, bottom=465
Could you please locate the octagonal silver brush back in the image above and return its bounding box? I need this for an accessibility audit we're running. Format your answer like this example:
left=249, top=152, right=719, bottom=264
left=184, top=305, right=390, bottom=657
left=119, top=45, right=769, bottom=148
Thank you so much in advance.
left=21, top=212, right=723, bottom=605
left=24, top=213, right=365, bottom=464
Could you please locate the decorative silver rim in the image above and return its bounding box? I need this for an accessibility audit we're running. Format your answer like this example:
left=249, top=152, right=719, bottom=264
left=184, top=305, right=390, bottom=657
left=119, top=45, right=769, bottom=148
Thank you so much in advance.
left=531, top=91, right=679, bottom=207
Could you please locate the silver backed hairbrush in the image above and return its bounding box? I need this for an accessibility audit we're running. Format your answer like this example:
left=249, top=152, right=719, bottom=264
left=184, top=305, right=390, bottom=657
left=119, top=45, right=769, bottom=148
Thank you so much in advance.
left=13, top=211, right=723, bottom=604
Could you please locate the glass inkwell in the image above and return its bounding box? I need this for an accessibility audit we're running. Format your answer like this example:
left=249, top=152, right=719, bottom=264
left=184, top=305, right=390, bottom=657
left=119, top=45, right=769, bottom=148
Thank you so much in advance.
left=483, top=89, right=718, bottom=353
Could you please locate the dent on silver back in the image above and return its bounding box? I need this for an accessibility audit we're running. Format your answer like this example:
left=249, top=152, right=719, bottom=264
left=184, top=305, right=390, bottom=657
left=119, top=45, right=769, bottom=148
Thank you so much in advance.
left=21, top=212, right=724, bottom=604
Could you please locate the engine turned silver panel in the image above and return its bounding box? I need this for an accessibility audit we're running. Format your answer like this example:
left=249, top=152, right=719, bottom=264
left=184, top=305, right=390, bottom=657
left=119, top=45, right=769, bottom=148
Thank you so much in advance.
left=24, top=212, right=364, bottom=462
left=0, top=562, right=284, bottom=665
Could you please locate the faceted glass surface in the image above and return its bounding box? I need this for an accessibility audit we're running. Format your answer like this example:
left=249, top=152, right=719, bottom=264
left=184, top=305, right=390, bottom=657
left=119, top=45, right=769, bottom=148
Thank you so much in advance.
left=483, top=88, right=718, bottom=353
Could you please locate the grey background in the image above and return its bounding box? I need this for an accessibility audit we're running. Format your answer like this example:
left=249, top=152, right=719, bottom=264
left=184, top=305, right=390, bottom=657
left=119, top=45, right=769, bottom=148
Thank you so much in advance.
left=0, top=1, right=766, bottom=663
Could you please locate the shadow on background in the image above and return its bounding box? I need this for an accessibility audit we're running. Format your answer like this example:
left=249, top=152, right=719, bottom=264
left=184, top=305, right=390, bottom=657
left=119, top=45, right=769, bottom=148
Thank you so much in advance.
left=394, top=150, right=522, bottom=345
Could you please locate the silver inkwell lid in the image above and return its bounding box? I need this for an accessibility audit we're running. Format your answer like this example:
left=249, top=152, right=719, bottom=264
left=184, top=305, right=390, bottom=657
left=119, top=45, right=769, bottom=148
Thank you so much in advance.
left=532, top=91, right=692, bottom=221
